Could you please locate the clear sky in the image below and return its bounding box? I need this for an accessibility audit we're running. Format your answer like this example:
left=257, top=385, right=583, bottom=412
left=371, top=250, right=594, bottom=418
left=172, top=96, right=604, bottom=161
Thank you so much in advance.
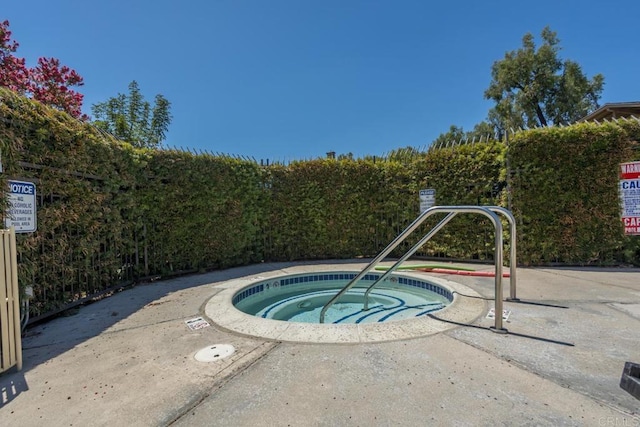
left=4, top=0, right=639, bottom=162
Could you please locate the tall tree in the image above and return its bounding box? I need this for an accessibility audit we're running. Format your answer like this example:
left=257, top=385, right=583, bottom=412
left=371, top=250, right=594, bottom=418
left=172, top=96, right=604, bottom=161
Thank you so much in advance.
left=91, top=81, right=172, bottom=148
left=468, top=121, right=498, bottom=142
left=0, top=20, right=86, bottom=119
left=0, top=20, right=29, bottom=92
left=432, top=125, right=466, bottom=147
left=30, top=57, right=85, bottom=119
left=484, top=27, right=604, bottom=128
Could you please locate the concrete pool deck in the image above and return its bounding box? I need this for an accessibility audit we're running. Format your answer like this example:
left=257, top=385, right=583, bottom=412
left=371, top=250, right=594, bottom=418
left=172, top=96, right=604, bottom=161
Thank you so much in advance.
left=1, top=260, right=639, bottom=426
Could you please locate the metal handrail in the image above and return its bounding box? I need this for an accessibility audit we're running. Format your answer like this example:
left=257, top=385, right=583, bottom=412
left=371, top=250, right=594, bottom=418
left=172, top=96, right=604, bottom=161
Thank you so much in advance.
left=361, top=205, right=517, bottom=309
left=319, top=205, right=513, bottom=333
left=488, top=206, right=518, bottom=301
left=362, top=212, right=457, bottom=310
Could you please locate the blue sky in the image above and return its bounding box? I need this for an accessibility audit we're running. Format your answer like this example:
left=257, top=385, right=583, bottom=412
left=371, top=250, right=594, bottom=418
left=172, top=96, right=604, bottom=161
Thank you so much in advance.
left=4, top=0, right=639, bottom=161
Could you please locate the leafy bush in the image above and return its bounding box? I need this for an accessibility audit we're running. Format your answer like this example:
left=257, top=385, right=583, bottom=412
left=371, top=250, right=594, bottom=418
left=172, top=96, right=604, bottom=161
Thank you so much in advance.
left=1, top=87, right=638, bottom=319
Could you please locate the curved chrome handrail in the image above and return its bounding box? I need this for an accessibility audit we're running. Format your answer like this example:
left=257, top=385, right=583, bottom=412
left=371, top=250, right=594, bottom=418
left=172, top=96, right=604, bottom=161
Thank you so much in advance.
left=319, top=205, right=510, bottom=332
left=362, top=206, right=517, bottom=307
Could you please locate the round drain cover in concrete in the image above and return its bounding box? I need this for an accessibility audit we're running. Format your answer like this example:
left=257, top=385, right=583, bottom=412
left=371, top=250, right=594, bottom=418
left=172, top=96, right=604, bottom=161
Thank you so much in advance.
left=195, top=344, right=235, bottom=362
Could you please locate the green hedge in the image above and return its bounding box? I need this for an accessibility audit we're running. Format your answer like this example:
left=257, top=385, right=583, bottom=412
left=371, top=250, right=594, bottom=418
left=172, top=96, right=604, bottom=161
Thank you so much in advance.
left=411, top=141, right=506, bottom=260
left=509, top=122, right=638, bottom=264
left=136, top=150, right=264, bottom=273
left=265, top=159, right=420, bottom=260
left=0, top=89, right=137, bottom=315
left=0, top=89, right=266, bottom=317
left=1, top=87, right=638, bottom=319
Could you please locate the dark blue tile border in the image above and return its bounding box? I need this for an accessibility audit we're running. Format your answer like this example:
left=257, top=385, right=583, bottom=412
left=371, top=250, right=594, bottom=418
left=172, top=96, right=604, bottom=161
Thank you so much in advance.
left=232, top=272, right=452, bottom=305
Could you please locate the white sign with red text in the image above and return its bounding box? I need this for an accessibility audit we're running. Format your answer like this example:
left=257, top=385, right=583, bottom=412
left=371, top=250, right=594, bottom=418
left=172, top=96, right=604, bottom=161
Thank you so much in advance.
left=620, top=161, right=640, bottom=235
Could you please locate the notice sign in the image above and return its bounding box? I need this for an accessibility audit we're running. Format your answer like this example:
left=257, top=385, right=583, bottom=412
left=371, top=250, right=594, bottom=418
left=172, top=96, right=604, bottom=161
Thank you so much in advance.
left=5, top=180, right=37, bottom=233
left=185, top=317, right=210, bottom=331
left=419, top=189, right=436, bottom=213
left=620, top=161, right=640, bottom=235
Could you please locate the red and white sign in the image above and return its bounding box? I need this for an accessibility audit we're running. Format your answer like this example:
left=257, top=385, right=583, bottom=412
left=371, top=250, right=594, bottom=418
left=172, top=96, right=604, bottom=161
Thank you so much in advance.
left=620, top=161, right=640, bottom=235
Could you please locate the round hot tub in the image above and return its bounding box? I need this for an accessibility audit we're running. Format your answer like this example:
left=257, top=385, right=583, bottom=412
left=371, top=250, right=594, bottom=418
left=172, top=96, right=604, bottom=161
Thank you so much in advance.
left=204, top=265, right=486, bottom=344
left=233, top=272, right=452, bottom=324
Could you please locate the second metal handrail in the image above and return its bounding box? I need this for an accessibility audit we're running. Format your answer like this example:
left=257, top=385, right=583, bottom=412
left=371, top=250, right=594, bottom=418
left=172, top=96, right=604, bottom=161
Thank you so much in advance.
left=489, top=206, right=518, bottom=301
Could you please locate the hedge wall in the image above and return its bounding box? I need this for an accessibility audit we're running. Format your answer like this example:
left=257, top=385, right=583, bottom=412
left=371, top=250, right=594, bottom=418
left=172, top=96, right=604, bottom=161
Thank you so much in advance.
left=136, top=150, right=264, bottom=274
left=0, top=89, right=137, bottom=315
left=509, top=122, right=639, bottom=264
left=264, top=159, right=419, bottom=260
left=0, top=89, right=266, bottom=318
left=411, top=141, right=506, bottom=260
left=1, top=87, right=638, bottom=320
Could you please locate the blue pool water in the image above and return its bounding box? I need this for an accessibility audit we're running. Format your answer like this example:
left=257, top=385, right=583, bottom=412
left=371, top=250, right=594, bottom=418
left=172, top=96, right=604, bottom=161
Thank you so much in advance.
left=233, top=272, right=452, bottom=324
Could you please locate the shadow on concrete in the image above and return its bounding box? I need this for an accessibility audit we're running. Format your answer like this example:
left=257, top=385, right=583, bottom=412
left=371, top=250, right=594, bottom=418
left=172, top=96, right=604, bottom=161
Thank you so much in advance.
left=0, top=369, right=28, bottom=408
left=454, top=291, right=569, bottom=309
left=1, top=260, right=354, bottom=385
left=506, top=299, right=569, bottom=309
left=428, top=314, right=575, bottom=347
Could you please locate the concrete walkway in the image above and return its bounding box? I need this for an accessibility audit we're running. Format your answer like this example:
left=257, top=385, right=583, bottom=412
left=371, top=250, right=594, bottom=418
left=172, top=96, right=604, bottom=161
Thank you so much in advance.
left=1, top=260, right=639, bottom=426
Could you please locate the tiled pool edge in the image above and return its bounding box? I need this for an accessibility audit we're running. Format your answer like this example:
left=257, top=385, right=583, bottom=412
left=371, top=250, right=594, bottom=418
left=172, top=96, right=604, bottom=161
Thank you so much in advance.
left=204, top=266, right=486, bottom=344
left=232, top=272, right=454, bottom=307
